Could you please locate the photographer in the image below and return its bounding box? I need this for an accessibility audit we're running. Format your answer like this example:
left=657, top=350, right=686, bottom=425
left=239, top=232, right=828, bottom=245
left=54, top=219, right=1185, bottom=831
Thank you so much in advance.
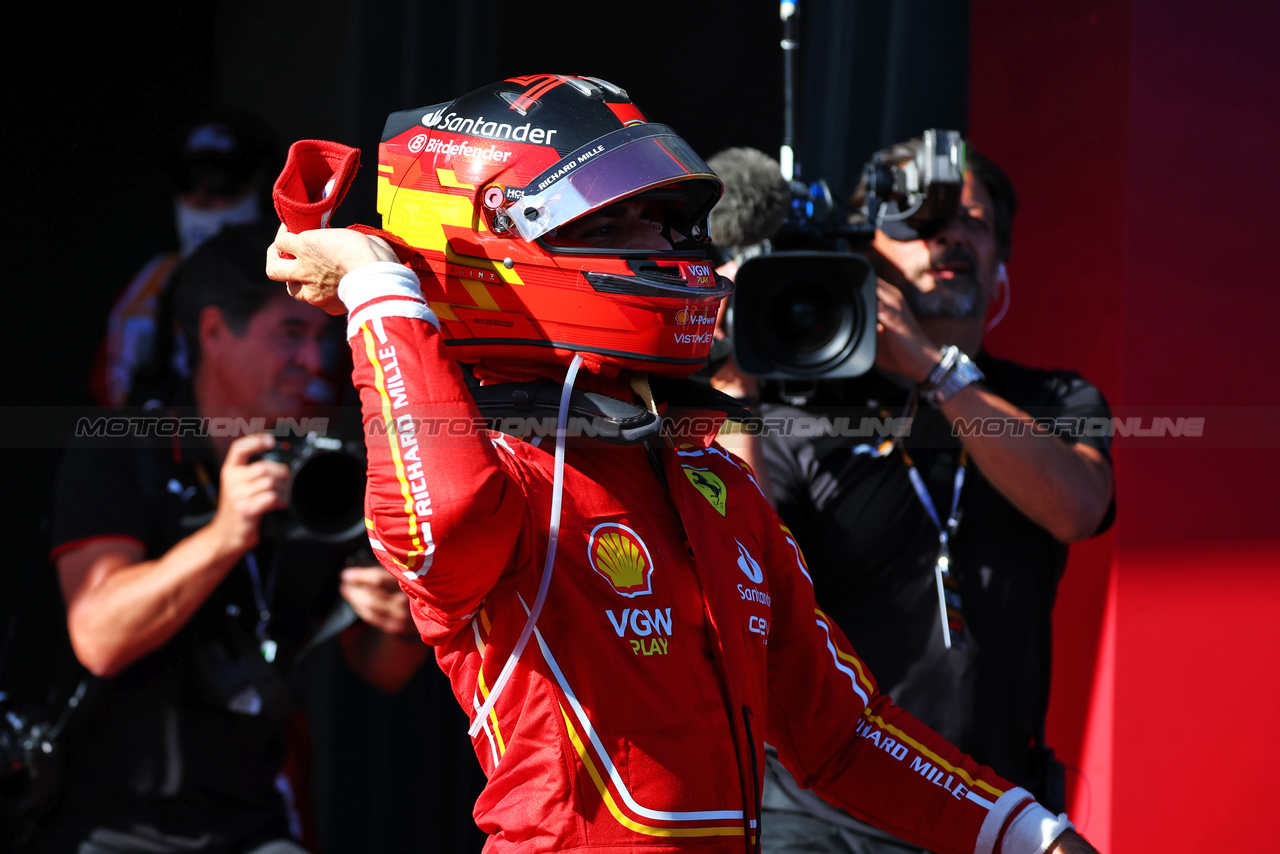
left=34, top=222, right=427, bottom=853
left=724, top=141, right=1116, bottom=854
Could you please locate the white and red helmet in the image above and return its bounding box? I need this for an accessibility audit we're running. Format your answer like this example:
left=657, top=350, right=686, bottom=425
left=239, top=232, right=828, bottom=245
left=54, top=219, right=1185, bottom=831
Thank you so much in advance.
left=376, top=74, right=731, bottom=378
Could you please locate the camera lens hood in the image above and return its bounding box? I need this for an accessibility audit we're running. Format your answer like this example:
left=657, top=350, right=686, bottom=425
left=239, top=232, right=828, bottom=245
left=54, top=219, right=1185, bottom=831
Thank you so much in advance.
left=731, top=251, right=878, bottom=381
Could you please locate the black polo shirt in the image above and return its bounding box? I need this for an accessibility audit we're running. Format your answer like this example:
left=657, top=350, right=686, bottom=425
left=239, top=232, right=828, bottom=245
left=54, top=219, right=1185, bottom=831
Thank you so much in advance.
left=44, top=413, right=351, bottom=852
left=758, top=352, right=1114, bottom=794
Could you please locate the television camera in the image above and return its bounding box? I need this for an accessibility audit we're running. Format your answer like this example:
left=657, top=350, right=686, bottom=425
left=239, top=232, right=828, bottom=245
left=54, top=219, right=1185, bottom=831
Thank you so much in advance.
left=728, top=129, right=966, bottom=386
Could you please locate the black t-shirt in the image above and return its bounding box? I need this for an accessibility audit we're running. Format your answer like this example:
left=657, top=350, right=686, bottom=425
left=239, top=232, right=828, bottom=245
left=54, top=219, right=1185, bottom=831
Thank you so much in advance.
left=759, top=352, right=1114, bottom=793
left=44, top=420, right=351, bottom=851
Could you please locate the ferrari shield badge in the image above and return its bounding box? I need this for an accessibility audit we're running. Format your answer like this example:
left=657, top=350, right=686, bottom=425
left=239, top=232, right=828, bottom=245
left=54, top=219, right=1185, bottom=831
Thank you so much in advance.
left=682, top=466, right=727, bottom=516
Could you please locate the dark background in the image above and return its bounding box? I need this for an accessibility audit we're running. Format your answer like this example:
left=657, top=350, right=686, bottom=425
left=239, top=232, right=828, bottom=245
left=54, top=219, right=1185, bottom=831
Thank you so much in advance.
left=1, top=2, right=971, bottom=851
left=11, top=3, right=1280, bottom=852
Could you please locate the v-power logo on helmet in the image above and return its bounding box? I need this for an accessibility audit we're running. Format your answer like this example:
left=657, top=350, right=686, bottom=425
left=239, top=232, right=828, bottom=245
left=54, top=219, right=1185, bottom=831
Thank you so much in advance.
left=422, top=108, right=560, bottom=146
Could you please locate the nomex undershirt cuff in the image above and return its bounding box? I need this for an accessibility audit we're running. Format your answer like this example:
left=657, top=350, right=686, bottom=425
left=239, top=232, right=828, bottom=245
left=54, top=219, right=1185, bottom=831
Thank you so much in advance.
left=339, top=262, right=439, bottom=340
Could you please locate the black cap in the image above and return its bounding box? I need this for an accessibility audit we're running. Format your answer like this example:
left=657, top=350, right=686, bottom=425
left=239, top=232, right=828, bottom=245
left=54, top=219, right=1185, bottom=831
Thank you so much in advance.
left=168, top=105, right=278, bottom=196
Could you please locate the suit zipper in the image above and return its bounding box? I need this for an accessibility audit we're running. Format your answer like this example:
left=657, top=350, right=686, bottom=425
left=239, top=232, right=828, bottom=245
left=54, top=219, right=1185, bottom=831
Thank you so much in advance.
left=742, top=705, right=761, bottom=854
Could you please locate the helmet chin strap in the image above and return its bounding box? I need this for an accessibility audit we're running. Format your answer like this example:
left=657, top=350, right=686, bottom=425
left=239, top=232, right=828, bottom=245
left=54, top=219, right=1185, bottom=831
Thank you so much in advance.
left=630, top=373, right=658, bottom=416
left=469, top=353, right=585, bottom=738
left=630, top=373, right=677, bottom=449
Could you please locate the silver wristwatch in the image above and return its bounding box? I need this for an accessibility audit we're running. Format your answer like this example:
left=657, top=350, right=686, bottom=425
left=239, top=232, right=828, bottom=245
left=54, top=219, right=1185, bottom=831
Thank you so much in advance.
left=920, top=345, right=984, bottom=407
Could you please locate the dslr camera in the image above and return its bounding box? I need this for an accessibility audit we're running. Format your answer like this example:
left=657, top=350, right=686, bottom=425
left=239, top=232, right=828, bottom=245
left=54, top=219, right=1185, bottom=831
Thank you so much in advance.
left=1, top=680, right=92, bottom=844
left=1, top=695, right=61, bottom=798
left=262, top=432, right=367, bottom=544
left=730, top=129, right=966, bottom=384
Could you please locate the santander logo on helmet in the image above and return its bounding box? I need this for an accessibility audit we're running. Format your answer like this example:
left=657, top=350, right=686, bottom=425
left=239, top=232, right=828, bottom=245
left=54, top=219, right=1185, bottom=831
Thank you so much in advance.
left=421, top=108, right=560, bottom=147
left=376, top=74, right=733, bottom=378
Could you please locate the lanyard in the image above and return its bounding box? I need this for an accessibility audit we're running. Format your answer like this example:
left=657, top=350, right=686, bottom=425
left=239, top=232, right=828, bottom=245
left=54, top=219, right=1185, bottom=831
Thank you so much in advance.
left=849, top=392, right=968, bottom=648
left=194, top=461, right=278, bottom=662
left=243, top=552, right=278, bottom=663
left=899, top=444, right=969, bottom=651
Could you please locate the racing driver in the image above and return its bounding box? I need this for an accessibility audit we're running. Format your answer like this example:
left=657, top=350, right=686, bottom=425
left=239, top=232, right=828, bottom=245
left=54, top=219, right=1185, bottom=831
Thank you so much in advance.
left=265, top=74, right=1099, bottom=854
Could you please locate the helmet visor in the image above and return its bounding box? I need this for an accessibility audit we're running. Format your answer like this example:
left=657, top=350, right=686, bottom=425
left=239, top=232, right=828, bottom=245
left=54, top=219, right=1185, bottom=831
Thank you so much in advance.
left=509, top=125, right=721, bottom=242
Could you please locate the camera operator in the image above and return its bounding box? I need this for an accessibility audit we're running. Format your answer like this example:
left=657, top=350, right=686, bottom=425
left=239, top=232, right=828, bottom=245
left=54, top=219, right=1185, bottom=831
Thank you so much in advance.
left=33, top=222, right=427, bottom=853
left=721, top=140, right=1116, bottom=854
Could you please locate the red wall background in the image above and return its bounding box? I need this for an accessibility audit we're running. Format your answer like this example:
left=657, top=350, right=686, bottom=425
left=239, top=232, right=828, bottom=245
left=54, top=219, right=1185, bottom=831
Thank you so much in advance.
left=968, top=1, right=1280, bottom=851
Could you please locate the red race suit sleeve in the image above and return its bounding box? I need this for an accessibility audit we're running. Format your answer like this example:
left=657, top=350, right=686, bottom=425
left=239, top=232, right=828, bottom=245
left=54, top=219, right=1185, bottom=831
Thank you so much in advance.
left=338, top=260, right=530, bottom=643
left=755, top=490, right=1071, bottom=854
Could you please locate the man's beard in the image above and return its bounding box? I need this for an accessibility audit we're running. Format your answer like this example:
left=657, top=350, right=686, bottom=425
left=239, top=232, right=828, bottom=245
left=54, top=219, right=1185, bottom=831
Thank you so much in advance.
left=901, top=246, right=989, bottom=320
left=900, top=274, right=987, bottom=320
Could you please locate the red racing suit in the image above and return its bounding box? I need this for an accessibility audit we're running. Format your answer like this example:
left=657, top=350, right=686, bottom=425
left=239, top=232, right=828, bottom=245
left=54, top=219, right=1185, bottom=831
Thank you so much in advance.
left=339, top=261, right=1065, bottom=854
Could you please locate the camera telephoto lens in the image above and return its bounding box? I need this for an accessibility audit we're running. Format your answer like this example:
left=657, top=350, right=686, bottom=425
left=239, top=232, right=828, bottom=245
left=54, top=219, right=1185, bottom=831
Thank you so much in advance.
left=773, top=278, right=839, bottom=355
left=288, top=447, right=367, bottom=541
left=732, top=251, right=879, bottom=381
left=759, top=273, right=858, bottom=372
